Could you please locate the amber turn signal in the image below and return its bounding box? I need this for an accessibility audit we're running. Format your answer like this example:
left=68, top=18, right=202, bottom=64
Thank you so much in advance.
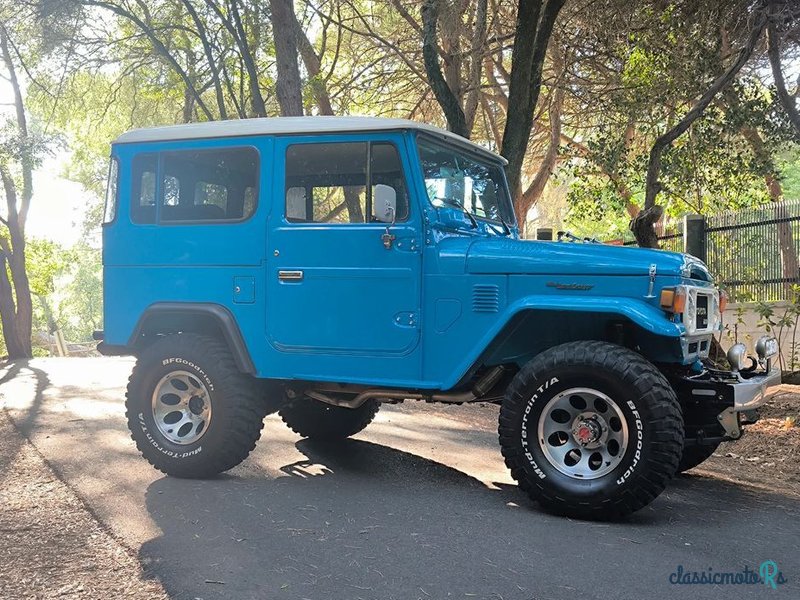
left=660, top=288, right=674, bottom=310
left=660, top=287, right=686, bottom=313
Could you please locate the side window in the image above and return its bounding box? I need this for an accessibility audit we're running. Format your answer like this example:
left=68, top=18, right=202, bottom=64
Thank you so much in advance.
left=284, top=141, right=408, bottom=224
left=160, top=147, right=258, bottom=222
left=131, top=153, right=157, bottom=224
left=370, top=143, right=409, bottom=221
left=103, top=156, right=118, bottom=224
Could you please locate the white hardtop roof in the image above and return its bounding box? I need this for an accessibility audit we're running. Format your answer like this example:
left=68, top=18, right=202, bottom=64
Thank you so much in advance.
left=113, top=116, right=506, bottom=163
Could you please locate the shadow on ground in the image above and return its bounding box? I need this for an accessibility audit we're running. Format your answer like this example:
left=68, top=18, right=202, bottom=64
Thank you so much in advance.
left=0, top=360, right=51, bottom=484
left=2, top=359, right=798, bottom=600
left=139, top=438, right=800, bottom=600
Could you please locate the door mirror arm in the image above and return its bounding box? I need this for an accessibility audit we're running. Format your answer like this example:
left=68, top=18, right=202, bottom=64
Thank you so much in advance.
left=381, top=205, right=396, bottom=250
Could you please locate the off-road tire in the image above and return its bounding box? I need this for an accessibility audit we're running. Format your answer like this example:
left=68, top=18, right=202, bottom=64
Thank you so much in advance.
left=499, top=341, right=683, bottom=519
left=279, top=397, right=380, bottom=440
left=677, top=442, right=720, bottom=473
left=126, top=333, right=265, bottom=478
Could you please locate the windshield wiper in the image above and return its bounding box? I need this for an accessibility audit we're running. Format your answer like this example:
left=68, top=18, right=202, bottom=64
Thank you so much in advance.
left=498, top=216, right=512, bottom=236
left=436, top=197, right=479, bottom=229
left=475, top=212, right=511, bottom=236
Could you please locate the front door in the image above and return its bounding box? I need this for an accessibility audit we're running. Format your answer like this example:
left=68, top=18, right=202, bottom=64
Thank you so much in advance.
left=266, top=134, right=421, bottom=365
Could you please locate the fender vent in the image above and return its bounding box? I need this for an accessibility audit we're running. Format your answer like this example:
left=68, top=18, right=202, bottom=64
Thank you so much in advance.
left=473, top=284, right=500, bottom=313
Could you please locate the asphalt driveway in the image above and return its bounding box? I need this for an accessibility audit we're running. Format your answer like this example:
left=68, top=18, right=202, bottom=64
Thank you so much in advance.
left=1, top=357, right=798, bottom=600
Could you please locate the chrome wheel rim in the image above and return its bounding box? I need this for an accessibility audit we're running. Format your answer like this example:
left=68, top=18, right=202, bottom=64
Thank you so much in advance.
left=151, top=370, right=212, bottom=445
left=537, top=387, right=628, bottom=480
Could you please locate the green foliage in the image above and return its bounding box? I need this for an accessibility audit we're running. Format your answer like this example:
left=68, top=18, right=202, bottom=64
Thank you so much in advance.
left=19, top=239, right=102, bottom=350
left=777, top=148, right=800, bottom=199
left=564, top=11, right=800, bottom=230
left=55, top=244, right=102, bottom=342
left=564, top=177, right=632, bottom=239
left=25, top=238, right=69, bottom=297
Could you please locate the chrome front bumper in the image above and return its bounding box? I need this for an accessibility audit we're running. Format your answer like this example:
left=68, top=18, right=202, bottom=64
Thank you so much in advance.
left=732, top=367, right=782, bottom=411
left=672, top=338, right=781, bottom=442
left=716, top=366, right=781, bottom=439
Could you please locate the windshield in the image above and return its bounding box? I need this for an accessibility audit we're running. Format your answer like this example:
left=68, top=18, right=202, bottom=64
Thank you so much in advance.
left=417, top=138, right=514, bottom=226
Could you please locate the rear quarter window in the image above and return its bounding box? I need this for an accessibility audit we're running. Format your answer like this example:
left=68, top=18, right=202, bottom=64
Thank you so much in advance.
left=129, top=146, right=259, bottom=224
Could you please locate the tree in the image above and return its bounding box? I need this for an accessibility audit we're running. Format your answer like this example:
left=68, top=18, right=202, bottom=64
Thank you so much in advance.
left=766, top=0, right=800, bottom=137
left=633, top=5, right=768, bottom=247
left=556, top=0, right=799, bottom=255
left=418, top=0, right=567, bottom=222
left=499, top=0, right=566, bottom=202
left=0, top=22, right=39, bottom=359
left=269, top=0, right=303, bottom=116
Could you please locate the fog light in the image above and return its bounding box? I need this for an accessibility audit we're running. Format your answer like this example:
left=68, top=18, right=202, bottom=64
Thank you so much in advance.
left=755, top=336, right=778, bottom=360
left=727, top=343, right=747, bottom=371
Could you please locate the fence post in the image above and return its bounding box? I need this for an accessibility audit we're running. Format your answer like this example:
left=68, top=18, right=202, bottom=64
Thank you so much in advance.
left=683, top=214, right=706, bottom=261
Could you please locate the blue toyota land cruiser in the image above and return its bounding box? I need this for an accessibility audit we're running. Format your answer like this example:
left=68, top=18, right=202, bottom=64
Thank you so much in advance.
left=98, top=116, right=780, bottom=519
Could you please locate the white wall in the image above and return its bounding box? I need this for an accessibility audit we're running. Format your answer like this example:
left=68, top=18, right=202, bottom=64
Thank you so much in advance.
left=720, top=302, right=797, bottom=365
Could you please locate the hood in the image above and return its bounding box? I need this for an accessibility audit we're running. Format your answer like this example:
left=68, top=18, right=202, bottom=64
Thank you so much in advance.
left=465, top=238, right=690, bottom=277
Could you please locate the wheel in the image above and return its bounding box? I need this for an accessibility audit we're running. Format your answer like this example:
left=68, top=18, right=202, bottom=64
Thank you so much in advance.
left=279, top=396, right=380, bottom=440
left=126, top=333, right=266, bottom=478
left=498, top=341, right=683, bottom=519
left=677, top=442, right=720, bottom=473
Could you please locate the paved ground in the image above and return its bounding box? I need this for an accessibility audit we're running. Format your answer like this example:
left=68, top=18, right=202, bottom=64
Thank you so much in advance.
left=1, top=357, right=799, bottom=600
left=0, top=410, right=168, bottom=599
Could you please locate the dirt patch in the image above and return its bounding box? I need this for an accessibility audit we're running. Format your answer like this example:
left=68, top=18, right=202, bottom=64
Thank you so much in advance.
left=691, top=384, right=800, bottom=495
left=0, top=410, right=167, bottom=600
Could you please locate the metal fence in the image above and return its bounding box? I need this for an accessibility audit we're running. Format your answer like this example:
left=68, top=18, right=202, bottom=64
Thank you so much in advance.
left=705, top=200, right=800, bottom=302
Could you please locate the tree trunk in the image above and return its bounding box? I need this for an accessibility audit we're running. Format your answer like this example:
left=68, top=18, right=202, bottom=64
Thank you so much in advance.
left=343, top=187, right=365, bottom=223
left=202, top=0, right=267, bottom=117
left=463, top=0, right=488, bottom=131
left=500, top=0, right=566, bottom=200
left=229, top=0, right=268, bottom=117
left=421, top=0, right=469, bottom=137
left=0, top=26, right=33, bottom=359
left=181, top=0, right=228, bottom=119
left=290, top=13, right=335, bottom=115
left=767, top=20, right=800, bottom=137
left=514, top=39, right=566, bottom=226
left=269, top=0, right=304, bottom=117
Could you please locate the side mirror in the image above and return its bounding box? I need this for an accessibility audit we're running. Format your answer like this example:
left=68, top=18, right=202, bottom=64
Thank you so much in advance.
left=373, top=184, right=397, bottom=224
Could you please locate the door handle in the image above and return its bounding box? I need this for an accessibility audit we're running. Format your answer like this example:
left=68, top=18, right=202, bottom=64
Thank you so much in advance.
left=278, top=270, right=304, bottom=281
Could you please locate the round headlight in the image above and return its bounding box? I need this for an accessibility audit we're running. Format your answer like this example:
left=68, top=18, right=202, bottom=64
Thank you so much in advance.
left=726, top=343, right=747, bottom=371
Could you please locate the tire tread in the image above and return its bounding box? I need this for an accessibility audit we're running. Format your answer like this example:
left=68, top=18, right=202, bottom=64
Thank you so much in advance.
left=498, top=340, right=683, bottom=519
left=125, top=333, right=265, bottom=478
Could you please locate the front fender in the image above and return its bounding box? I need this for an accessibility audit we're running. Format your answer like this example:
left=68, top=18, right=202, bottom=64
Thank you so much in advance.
left=442, top=294, right=681, bottom=390
left=508, top=294, right=682, bottom=337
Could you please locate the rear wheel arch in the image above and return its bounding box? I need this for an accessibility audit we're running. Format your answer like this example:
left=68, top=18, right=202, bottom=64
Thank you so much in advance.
left=130, top=303, right=255, bottom=375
